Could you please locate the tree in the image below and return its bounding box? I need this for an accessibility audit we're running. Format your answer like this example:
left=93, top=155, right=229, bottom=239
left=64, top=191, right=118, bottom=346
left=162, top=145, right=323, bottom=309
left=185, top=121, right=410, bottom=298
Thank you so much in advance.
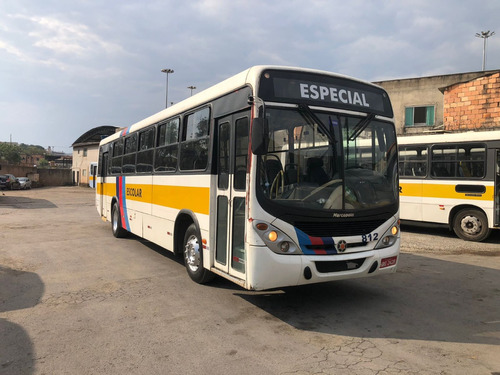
left=0, top=142, right=21, bottom=164
left=38, top=158, right=50, bottom=168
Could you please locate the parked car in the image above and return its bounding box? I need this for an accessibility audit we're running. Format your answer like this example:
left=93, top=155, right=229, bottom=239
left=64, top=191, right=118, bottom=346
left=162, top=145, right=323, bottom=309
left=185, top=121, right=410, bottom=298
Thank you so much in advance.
left=16, top=177, right=32, bottom=190
left=0, top=175, right=7, bottom=190
left=4, top=174, right=20, bottom=190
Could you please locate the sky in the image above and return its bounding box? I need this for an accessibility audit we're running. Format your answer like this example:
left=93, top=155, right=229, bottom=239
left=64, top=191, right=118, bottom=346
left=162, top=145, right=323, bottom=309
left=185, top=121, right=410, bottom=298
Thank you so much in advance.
left=1, top=1, right=499, bottom=154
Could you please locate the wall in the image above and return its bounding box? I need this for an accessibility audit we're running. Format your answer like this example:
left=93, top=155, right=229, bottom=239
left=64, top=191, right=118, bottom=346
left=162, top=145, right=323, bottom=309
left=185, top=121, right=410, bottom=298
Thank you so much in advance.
left=0, top=164, right=71, bottom=187
left=375, top=70, right=498, bottom=135
left=443, top=72, right=500, bottom=131
left=38, top=168, right=72, bottom=186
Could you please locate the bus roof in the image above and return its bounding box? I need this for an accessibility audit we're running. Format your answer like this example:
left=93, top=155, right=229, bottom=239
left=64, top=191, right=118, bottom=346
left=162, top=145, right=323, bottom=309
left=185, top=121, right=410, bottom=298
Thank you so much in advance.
left=100, top=65, right=387, bottom=145
left=398, top=130, right=500, bottom=145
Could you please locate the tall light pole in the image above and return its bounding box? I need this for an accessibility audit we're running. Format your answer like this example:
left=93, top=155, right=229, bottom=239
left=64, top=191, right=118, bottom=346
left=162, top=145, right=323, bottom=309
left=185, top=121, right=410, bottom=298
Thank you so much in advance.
left=161, top=68, right=174, bottom=108
left=187, top=85, right=196, bottom=96
left=475, top=30, right=495, bottom=71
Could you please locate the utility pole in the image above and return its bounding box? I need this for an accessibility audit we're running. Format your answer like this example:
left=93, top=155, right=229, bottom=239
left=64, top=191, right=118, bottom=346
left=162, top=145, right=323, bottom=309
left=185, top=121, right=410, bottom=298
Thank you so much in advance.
left=475, top=30, right=495, bottom=71
left=161, top=68, right=174, bottom=108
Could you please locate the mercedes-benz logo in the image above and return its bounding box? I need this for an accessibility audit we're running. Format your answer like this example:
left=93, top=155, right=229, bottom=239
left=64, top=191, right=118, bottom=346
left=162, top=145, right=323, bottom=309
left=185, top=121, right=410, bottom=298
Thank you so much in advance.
left=337, top=240, right=347, bottom=252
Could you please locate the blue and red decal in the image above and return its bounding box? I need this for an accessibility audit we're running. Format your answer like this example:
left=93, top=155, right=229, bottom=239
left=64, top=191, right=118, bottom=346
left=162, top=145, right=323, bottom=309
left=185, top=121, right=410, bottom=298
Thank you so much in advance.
left=116, top=176, right=130, bottom=231
left=294, top=227, right=337, bottom=255
left=121, top=127, right=131, bottom=137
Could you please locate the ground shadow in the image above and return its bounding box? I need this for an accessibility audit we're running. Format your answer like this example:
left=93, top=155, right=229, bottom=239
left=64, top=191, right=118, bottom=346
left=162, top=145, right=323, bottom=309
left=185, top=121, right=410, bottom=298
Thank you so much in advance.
left=0, top=266, right=45, bottom=312
left=0, top=319, right=35, bottom=374
left=236, top=253, right=500, bottom=346
left=0, top=266, right=44, bottom=374
left=0, top=195, right=57, bottom=209
left=137, top=237, right=241, bottom=290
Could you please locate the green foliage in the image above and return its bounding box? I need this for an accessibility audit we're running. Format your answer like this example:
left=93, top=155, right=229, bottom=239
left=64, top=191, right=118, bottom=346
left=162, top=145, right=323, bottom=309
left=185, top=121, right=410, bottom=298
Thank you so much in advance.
left=19, top=143, right=46, bottom=155
left=0, top=142, right=48, bottom=164
left=38, top=158, right=50, bottom=168
left=0, top=142, right=22, bottom=164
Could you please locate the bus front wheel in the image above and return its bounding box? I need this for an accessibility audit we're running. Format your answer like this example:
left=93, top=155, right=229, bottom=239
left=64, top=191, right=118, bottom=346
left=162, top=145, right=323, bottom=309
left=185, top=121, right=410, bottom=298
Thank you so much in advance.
left=452, top=209, right=491, bottom=242
left=112, top=203, right=128, bottom=238
left=183, top=224, right=214, bottom=284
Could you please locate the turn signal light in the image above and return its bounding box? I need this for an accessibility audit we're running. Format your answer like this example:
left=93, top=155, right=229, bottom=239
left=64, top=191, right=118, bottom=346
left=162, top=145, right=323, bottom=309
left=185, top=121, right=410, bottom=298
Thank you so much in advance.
left=256, top=223, right=268, bottom=231
left=268, top=231, right=278, bottom=242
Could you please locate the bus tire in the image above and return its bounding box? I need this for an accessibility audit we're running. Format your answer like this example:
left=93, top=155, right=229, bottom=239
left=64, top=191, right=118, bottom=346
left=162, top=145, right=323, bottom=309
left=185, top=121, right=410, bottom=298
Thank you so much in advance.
left=183, top=223, right=214, bottom=284
left=111, top=202, right=128, bottom=238
left=452, top=208, right=491, bottom=242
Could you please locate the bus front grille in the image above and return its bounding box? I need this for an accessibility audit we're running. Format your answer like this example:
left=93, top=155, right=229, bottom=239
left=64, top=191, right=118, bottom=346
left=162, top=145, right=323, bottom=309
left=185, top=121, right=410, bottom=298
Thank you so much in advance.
left=294, top=219, right=386, bottom=237
left=315, top=258, right=366, bottom=273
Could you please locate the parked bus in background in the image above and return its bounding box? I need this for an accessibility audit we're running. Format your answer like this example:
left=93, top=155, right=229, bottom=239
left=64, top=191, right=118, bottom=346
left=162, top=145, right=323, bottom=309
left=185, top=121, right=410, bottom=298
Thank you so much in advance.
left=96, top=66, right=400, bottom=290
left=89, top=162, right=97, bottom=188
left=398, top=130, right=500, bottom=241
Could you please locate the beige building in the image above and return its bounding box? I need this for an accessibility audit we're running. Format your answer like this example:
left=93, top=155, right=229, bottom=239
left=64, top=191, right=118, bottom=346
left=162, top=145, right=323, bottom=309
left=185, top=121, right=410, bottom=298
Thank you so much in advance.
left=71, top=126, right=118, bottom=186
left=374, top=69, right=500, bottom=135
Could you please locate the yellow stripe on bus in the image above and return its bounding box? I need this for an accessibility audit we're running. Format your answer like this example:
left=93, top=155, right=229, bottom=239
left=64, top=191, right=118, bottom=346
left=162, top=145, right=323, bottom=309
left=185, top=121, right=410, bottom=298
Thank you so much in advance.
left=400, top=182, right=494, bottom=201
left=97, top=182, right=210, bottom=215
left=153, top=185, right=210, bottom=215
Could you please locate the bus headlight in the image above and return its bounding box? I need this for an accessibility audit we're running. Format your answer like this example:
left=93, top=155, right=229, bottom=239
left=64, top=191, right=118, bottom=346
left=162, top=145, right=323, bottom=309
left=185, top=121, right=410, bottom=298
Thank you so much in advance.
left=280, top=241, right=290, bottom=252
left=375, top=223, right=399, bottom=249
left=254, top=222, right=302, bottom=255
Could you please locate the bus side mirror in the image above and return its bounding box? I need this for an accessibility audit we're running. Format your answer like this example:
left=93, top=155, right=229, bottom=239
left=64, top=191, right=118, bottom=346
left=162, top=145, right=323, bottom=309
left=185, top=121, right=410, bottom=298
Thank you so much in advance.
left=251, top=118, right=269, bottom=155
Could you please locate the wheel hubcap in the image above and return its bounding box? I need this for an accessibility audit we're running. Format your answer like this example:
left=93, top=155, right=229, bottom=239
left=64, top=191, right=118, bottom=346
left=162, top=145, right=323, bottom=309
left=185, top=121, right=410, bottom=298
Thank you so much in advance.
left=185, top=235, right=200, bottom=272
left=460, top=215, right=481, bottom=235
left=113, top=209, right=119, bottom=232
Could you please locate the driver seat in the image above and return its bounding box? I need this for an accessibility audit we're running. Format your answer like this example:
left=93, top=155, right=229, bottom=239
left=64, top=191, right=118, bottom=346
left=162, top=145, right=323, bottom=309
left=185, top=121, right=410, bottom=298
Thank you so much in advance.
left=307, top=157, right=329, bottom=185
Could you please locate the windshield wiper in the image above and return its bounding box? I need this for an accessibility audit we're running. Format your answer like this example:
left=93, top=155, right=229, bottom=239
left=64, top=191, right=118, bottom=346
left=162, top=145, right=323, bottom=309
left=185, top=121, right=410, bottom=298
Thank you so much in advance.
left=348, top=113, right=375, bottom=141
left=298, top=104, right=336, bottom=144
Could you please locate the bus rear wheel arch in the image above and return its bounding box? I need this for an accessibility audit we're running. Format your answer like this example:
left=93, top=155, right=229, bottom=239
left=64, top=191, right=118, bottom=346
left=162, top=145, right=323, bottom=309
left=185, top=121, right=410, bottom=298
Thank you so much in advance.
left=452, top=208, right=491, bottom=242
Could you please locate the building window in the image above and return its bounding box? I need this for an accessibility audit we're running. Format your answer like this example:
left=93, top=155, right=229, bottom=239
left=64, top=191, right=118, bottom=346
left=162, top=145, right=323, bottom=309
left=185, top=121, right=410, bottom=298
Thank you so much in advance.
left=83, top=148, right=88, bottom=157
left=405, top=106, right=435, bottom=126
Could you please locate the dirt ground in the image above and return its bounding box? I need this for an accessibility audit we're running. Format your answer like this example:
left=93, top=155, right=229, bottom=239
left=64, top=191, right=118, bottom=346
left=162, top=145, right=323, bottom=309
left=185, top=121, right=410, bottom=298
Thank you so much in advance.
left=1, top=187, right=499, bottom=375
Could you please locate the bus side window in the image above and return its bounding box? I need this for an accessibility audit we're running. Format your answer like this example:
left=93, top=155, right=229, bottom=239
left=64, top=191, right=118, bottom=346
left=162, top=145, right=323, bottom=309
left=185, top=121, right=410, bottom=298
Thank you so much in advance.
left=234, top=117, right=249, bottom=190
left=122, top=133, right=137, bottom=174
left=137, top=127, right=155, bottom=173
left=155, top=118, right=179, bottom=172
left=398, top=146, right=427, bottom=177
left=111, top=139, right=123, bottom=174
left=180, top=108, right=210, bottom=171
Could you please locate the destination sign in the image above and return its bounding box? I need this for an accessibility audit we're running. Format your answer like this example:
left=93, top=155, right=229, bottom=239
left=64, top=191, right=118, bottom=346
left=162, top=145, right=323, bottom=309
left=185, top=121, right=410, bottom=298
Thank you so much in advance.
left=258, top=70, right=393, bottom=117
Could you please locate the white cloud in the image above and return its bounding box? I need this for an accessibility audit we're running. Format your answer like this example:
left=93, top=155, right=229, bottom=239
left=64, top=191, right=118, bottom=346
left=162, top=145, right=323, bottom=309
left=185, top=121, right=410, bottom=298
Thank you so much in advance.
left=0, top=39, right=28, bottom=60
left=1, top=0, right=499, bottom=151
left=13, top=14, right=124, bottom=57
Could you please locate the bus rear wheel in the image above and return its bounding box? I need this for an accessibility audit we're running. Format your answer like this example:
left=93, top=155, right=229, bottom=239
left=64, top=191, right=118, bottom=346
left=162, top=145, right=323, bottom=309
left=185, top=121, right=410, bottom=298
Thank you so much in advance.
left=452, top=208, right=491, bottom=242
left=112, top=203, right=128, bottom=238
left=183, top=224, right=214, bottom=284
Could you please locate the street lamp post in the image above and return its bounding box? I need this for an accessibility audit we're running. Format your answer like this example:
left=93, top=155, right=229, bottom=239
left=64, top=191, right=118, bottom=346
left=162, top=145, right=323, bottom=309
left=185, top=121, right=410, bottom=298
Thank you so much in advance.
left=475, top=30, right=495, bottom=71
left=161, top=68, right=174, bottom=108
left=187, top=85, right=196, bottom=96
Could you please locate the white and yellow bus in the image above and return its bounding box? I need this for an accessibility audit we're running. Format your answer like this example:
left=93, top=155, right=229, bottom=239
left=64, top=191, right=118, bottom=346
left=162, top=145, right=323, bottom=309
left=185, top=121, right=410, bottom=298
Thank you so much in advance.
left=89, top=162, right=97, bottom=188
left=399, top=130, right=500, bottom=241
left=96, top=66, right=400, bottom=290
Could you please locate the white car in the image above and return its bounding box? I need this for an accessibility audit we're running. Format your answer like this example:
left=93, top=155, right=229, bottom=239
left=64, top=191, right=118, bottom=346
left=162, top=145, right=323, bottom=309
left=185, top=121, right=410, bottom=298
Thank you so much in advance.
left=16, top=177, right=32, bottom=190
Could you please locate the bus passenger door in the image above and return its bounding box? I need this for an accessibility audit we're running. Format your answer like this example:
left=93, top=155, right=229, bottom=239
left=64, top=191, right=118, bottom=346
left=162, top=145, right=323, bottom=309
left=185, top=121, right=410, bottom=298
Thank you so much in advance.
left=99, top=153, right=108, bottom=217
left=495, top=150, right=500, bottom=226
left=214, top=114, right=249, bottom=279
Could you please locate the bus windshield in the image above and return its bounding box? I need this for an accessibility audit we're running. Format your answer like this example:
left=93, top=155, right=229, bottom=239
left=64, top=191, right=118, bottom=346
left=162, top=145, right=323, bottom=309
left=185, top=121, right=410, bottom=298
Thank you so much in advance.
left=257, top=106, right=398, bottom=212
